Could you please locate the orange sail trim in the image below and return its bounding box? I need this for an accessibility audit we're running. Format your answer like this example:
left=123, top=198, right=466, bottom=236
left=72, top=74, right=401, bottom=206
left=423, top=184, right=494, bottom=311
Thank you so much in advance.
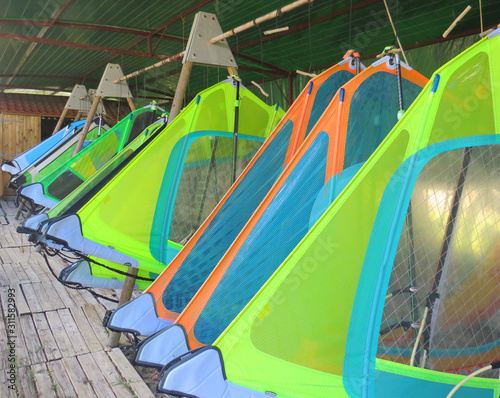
left=283, top=59, right=357, bottom=164
left=147, top=59, right=359, bottom=321
left=174, top=61, right=428, bottom=349
left=326, top=63, right=428, bottom=181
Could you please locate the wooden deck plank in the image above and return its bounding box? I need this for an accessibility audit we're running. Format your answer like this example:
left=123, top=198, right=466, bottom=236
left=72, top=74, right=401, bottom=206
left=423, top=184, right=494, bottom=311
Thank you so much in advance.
left=79, top=288, right=101, bottom=305
left=69, top=306, right=103, bottom=353
left=32, top=313, right=62, bottom=361
left=31, top=363, right=57, bottom=398
left=45, top=311, right=75, bottom=358
left=19, top=314, right=46, bottom=365
left=5, top=248, right=23, bottom=263
left=2, top=263, right=20, bottom=284
left=78, top=353, right=118, bottom=398
left=50, top=281, right=77, bottom=308
left=17, top=365, right=38, bottom=398
left=0, top=368, right=18, bottom=397
left=11, top=262, right=30, bottom=284
left=46, top=359, right=78, bottom=398
left=0, top=298, right=9, bottom=370
left=58, top=308, right=90, bottom=356
left=2, top=294, right=31, bottom=368
left=41, top=282, right=65, bottom=310
left=0, top=285, right=29, bottom=319
left=32, top=282, right=56, bottom=312
left=29, top=259, right=53, bottom=283
left=13, top=284, right=30, bottom=315
left=0, top=200, right=155, bottom=398
left=82, top=304, right=109, bottom=344
left=3, top=232, right=17, bottom=250
left=21, top=283, right=44, bottom=313
left=0, top=264, right=11, bottom=285
left=64, top=285, right=90, bottom=308
left=61, top=356, right=97, bottom=398
left=18, top=258, right=41, bottom=283
left=92, top=351, right=135, bottom=398
left=108, top=348, right=156, bottom=398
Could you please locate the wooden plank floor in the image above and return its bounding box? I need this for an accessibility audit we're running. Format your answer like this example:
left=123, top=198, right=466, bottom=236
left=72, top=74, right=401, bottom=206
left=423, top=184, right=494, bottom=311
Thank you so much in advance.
left=0, top=199, right=156, bottom=398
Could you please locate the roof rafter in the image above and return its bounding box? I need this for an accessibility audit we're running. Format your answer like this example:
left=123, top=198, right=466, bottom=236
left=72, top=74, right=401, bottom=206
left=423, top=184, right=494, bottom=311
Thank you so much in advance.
left=79, top=0, right=214, bottom=78
left=3, top=0, right=74, bottom=91
left=0, top=73, right=99, bottom=82
left=0, top=20, right=186, bottom=42
left=0, top=32, right=168, bottom=59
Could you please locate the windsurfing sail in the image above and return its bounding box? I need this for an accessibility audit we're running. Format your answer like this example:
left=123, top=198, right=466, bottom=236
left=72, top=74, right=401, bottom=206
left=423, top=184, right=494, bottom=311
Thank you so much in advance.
left=44, top=116, right=168, bottom=220
left=113, top=56, right=427, bottom=370
left=9, top=116, right=110, bottom=190
left=16, top=104, right=161, bottom=209
left=156, top=31, right=500, bottom=398
left=1, top=120, right=86, bottom=176
left=28, top=77, right=291, bottom=289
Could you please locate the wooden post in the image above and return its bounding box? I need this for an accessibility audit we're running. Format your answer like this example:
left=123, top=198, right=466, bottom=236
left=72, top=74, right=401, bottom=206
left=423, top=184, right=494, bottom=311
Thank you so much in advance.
left=14, top=199, right=26, bottom=220
left=52, top=108, right=68, bottom=135
left=227, top=66, right=238, bottom=76
left=108, top=265, right=138, bottom=348
left=72, top=96, right=101, bottom=155
left=73, top=111, right=81, bottom=121
left=126, top=97, right=136, bottom=111
left=167, top=61, right=193, bottom=124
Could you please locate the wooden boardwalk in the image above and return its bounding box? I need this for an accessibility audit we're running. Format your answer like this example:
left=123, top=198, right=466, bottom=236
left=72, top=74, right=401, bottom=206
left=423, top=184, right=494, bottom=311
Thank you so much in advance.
left=0, top=199, right=156, bottom=398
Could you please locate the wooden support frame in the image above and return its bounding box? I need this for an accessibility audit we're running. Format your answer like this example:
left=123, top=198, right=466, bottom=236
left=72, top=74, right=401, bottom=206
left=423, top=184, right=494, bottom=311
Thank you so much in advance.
left=72, top=64, right=133, bottom=154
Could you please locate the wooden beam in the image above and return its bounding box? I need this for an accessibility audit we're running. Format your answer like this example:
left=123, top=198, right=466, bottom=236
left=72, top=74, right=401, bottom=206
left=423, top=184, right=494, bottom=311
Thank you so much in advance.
left=53, top=108, right=68, bottom=135
left=168, top=61, right=193, bottom=123
left=0, top=32, right=167, bottom=59
left=126, top=97, right=136, bottom=111
left=72, top=96, right=101, bottom=155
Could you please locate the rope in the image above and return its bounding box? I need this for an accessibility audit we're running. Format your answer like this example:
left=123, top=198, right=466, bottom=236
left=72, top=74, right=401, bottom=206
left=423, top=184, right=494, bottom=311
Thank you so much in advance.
left=40, top=241, right=154, bottom=282
left=41, top=251, right=119, bottom=303
left=82, top=255, right=154, bottom=282
left=382, top=0, right=408, bottom=64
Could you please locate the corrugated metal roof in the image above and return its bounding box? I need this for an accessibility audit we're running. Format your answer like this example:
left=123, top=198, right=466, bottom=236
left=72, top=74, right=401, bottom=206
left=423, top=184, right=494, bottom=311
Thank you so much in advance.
left=0, top=0, right=497, bottom=104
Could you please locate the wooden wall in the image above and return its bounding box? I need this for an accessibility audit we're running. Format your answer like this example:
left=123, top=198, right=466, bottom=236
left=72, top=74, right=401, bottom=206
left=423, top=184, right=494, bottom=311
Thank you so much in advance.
left=0, top=113, right=41, bottom=197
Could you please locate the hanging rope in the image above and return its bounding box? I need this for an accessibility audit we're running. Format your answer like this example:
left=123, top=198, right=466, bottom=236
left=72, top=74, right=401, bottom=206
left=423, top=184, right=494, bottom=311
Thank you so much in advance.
left=382, top=0, right=408, bottom=64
